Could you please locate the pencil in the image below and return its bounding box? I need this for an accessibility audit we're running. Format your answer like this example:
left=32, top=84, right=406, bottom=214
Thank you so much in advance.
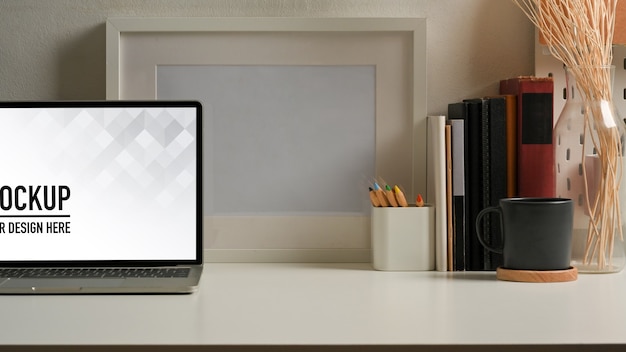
left=416, top=193, right=424, bottom=207
left=393, top=185, right=409, bottom=207
left=369, top=187, right=381, bottom=207
left=373, top=183, right=389, bottom=207
left=384, top=185, right=399, bottom=207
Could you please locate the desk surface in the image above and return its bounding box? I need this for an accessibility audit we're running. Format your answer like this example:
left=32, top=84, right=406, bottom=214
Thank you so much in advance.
left=1, top=263, right=625, bottom=349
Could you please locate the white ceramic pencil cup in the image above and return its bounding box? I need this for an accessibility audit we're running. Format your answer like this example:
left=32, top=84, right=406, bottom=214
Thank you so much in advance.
left=371, top=206, right=435, bottom=271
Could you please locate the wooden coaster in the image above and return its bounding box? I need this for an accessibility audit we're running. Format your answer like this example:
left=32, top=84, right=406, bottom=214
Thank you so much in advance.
left=496, top=266, right=578, bottom=283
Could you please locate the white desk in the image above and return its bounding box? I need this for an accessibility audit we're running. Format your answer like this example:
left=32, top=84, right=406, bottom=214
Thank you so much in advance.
left=1, top=263, right=625, bottom=351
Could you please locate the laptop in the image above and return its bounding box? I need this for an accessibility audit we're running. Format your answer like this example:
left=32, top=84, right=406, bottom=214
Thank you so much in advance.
left=0, top=100, right=203, bottom=294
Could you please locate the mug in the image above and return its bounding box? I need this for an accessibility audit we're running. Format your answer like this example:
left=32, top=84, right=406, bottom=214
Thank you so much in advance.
left=475, top=198, right=573, bottom=271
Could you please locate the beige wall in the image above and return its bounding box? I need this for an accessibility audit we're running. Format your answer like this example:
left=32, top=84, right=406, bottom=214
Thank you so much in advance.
left=0, top=0, right=534, bottom=115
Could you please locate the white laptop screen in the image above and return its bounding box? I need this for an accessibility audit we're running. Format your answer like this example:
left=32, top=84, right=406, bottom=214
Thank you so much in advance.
left=0, top=101, right=201, bottom=264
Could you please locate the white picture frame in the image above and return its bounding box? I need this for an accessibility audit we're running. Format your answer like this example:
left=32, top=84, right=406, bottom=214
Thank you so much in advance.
left=106, top=17, right=427, bottom=262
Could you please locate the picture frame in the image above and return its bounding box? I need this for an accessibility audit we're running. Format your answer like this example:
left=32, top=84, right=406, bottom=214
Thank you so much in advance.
left=106, top=17, right=427, bottom=262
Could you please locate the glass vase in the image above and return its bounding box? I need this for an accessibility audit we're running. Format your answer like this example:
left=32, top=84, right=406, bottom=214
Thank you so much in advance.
left=554, top=65, right=626, bottom=273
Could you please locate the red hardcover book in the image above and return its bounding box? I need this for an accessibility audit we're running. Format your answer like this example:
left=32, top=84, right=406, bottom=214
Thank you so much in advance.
left=502, top=94, right=517, bottom=198
left=499, top=76, right=555, bottom=197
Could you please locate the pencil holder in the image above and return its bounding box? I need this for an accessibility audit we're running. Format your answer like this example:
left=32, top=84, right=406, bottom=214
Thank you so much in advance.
left=371, top=205, right=435, bottom=271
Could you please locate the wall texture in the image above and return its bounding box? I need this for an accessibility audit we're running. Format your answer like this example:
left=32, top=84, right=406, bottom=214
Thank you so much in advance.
left=0, top=0, right=534, bottom=115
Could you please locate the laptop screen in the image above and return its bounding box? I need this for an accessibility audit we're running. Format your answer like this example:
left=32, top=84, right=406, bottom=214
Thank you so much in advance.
left=0, top=101, right=202, bottom=265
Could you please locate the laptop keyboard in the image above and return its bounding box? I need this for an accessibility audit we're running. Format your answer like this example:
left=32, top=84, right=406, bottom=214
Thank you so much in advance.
left=0, top=267, right=191, bottom=279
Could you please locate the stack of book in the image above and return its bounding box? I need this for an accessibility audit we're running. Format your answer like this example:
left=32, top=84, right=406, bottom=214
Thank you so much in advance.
left=429, top=76, right=554, bottom=271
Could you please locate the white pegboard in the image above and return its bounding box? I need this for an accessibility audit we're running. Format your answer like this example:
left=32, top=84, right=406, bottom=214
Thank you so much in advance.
left=535, top=34, right=626, bottom=123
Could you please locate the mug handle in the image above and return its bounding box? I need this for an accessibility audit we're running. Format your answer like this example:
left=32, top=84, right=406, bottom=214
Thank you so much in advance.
left=475, top=206, right=504, bottom=254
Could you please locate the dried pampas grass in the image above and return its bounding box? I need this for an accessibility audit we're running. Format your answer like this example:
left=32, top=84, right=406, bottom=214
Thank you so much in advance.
left=512, top=0, right=623, bottom=269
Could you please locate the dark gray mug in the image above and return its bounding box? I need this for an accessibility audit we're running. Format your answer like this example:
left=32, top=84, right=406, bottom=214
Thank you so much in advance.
left=475, top=198, right=573, bottom=270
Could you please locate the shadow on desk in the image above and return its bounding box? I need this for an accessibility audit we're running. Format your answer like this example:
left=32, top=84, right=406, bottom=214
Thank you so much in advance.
left=440, top=271, right=498, bottom=281
left=281, top=262, right=501, bottom=281
left=299, top=262, right=501, bottom=281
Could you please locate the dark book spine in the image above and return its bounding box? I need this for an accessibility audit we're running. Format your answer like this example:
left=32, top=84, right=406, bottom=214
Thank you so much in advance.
left=462, top=99, right=484, bottom=271
left=485, top=96, right=507, bottom=270
left=480, top=98, right=491, bottom=270
left=452, top=195, right=465, bottom=270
